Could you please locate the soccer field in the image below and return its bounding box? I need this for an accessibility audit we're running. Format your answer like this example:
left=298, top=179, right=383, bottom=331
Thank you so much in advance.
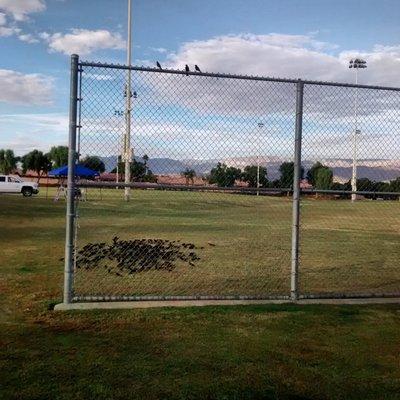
left=1, top=191, right=400, bottom=399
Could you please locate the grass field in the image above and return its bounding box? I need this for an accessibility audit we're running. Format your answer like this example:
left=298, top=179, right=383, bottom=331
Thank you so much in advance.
left=1, top=190, right=400, bottom=399
left=74, top=189, right=399, bottom=297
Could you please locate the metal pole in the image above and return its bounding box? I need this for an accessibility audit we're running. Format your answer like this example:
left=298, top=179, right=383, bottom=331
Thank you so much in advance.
left=256, top=122, right=264, bottom=196
left=256, top=154, right=260, bottom=196
left=63, top=54, right=79, bottom=304
left=77, top=66, right=82, bottom=160
left=291, top=80, right=304, bottom=301
left=351, top=68, right=358, bottom=202
left=124, top=0, right=132, bottom=201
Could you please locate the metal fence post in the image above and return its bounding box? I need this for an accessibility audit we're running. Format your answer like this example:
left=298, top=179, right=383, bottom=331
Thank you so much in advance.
left=291, top=80, right=304, bottom=301
left=63, top=54, right=79, bottom=304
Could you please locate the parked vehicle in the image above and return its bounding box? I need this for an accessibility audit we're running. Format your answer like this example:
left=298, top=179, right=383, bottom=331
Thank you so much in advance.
left=0, top=175, right=39, bottom=197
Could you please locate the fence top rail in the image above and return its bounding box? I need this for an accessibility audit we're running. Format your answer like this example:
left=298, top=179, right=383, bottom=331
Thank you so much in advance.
left=79, top=59, right=400, bottom=92
left=76, top=181, right=293, bottom=193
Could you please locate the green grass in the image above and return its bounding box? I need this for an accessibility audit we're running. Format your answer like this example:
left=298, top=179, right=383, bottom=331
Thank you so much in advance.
left=49, top=188, right=400, bottom=297
left=1, top=190, right=400, bottom=399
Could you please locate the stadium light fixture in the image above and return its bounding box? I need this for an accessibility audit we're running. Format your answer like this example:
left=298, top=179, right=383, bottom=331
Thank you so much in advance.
left=123, top=0, right=133, bottom=201
left=349, top=58, right=367, bottom=202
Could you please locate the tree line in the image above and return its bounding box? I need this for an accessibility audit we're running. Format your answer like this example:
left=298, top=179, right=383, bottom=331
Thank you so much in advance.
left=0, top=147, right=156, bottom=183
left=182, top=161, right=400, bottom=199
left=111, top=154, right=157, bottom=183
left=181, top=162, right=299, bottom=188
left=182, top=161, right=300, bottom=189
left=0, top=147, right=70, bottom=182
left=1, top=147, right=400, bottom=197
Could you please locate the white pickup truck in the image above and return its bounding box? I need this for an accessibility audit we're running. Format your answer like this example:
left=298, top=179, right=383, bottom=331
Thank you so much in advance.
left=0, top=175, right=39, bottom=197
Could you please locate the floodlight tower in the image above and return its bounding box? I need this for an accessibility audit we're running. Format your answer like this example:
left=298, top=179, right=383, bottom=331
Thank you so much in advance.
left=124, top=0, right=133, bottom=201
left=349, top=58, right=367, bottom=202
left=256, top=122, right=265, bottom=196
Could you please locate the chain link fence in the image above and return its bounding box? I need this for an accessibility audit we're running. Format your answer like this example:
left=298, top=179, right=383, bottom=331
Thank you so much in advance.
left=300, top=83, right=400, bottom=297
left=62, top=55, right=400, bottom=303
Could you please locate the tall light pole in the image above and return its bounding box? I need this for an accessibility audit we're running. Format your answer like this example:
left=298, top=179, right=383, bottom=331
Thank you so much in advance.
left=349, top=58, right=367, bottom=202
left=256, top=122, right=264, bottom=196
left=124, top=0, right=132, bottom=201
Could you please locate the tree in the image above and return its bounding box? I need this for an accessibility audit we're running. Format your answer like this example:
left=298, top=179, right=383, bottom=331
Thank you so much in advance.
left=241, top=165, right=268, bottom=188
left=181, top=168, right=196, bottom=185
left=208, top=162, right=242, bottom=187
left=343, top=180, right=352, bottom=192
left=111, top=159, right=157, bottom=182
left=21, top=150, right=52, bottom=182
left=357, top=177, right=374, bottom=192
left=389, top=177, right=400, bottom=193
left=269, top=179, right=281, bottom=188
left=132, top=159, right=157, bottom=182
left=279, top=162, right=304, bottom=188
left=142, top=154, right=149, bottom=174
left=0, top=149, right=18, bottom=174
left=307, top=162, right=326, bottom=186
left=388, top=178, right=400, bottom=200
left=48, top=146, right=68, bottom=168
left=81, top=156, right=105, bottom=173
left=131, top=159, right=146, bottom=180
left=314, top=167, right=333, bottom=190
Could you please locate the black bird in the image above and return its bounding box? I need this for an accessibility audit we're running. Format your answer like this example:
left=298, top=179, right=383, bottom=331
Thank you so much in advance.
left=185, top=64, right=190, bottom=76
left=195, top=65, right=201, bottom=72
left=156, top=61, right=162, bottom=69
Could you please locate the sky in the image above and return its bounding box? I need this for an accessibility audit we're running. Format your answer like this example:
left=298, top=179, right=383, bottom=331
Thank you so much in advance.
left=1, top=0, right=400, bottom=158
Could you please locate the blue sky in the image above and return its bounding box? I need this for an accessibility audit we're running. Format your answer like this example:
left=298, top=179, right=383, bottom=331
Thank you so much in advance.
left=1, top=0, right=400, bottom=156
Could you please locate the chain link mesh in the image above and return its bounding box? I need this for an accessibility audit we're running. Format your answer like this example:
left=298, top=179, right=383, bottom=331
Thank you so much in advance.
left=300, top=84, right=400, bottom=296
left=73, top=64, right=296, bottom=300
left=70, top=62, right=400, bottom=301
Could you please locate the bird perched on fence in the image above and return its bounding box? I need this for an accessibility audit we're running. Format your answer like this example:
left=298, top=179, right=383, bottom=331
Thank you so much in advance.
left=185, top=64, right=190, bottom=76
left=156, top=61, right=162, bottom=69
left=195, top=65, right=201, bottom=72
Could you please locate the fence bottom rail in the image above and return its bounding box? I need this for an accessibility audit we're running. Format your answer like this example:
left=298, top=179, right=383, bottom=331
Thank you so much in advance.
left=69, top=292, right=400, bottom=303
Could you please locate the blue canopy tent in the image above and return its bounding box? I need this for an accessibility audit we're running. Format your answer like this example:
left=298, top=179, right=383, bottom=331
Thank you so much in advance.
left=49, top=164, right=100, bottom=178
left=49, top=165, right=100, bottom=201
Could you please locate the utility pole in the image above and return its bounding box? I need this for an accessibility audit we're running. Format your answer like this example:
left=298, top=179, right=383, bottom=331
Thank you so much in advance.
left=124, top=0, right=132, bottom=201
left=349, top=58, right=367, bottom=202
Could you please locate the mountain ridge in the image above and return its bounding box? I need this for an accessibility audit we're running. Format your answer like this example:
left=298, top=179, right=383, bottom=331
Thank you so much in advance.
left=101, top=156, right=400, bottom=182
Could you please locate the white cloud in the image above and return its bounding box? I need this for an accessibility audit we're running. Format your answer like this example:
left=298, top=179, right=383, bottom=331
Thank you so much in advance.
left=130, top=33, right=400, bottom=134
left=165, top=34, right=341, bottom=81
left=74, top=33, right=399, bottom=162
left=41, top=29, right=125, bottom=56
left=0, top=25, right=16, bottom=36
left=0, top=113, right=68, bottom=135
left=0, top=0, right=45, bottom=21
left=38, top=31, right=49, bottom=40
left=0, top=3, right=43, bottom=41
left=72, top=32, right=400, bottom=163
left=165, top=33, right=400, bottom=87
left=18, top=33, right=38, bottom=43
left=0, top=12, right=20, bottom=37
left=0, top=113, right=68, bottom=155
left=0, top=69, right=53, bottom=105
left=149, top=47, right=168, bottom=54
left=85, top=72, right=116, bottom=81
left=3, top=32, right=400, bottom=162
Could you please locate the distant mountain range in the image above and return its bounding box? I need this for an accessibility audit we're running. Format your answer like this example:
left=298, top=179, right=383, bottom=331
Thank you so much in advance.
left=101, top=156, right=400, bottom=182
